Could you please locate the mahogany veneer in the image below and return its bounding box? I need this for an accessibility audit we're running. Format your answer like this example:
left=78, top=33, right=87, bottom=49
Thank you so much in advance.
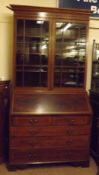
left=0, top=81, right=10, bottom=162
left=9, top=91, right=92, bottom=166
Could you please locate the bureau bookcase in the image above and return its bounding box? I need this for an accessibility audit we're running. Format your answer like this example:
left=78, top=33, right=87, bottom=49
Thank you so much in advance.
left=8, top=5, right=92, bottom=167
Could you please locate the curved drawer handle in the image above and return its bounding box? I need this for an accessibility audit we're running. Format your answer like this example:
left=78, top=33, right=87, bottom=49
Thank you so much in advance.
left=66, top=130, right=73, bottom=136
left=29, top=119, right=38, bottom=124
left=29, top=141, right=36, bottom=146
left=28, top=153, right=33, bottom=158
left=4, top=85, right=8, bottom=89
left=28, top=153, right=37, bottom=159
left=66, top=140, right=73, bottom=145
left=34, top=119, right=38, bottom=123
left=29, top=129, right=39, bottom=135
left=69, top=119, right=76, bottom=124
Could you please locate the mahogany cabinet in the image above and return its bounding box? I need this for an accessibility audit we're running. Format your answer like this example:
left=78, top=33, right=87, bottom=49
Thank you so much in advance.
left=8, top=5, right=92, bottom=167
left=0, top=81, right=10, bottom=162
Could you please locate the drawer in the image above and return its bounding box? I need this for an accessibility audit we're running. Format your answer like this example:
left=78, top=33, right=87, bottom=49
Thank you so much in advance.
left=11, top=115, right=51, bottom=126
left=11, top=115, right=90, bottom=126
left=9, top=148, right=89, bottom=164
left=51, top=116, right=90, bottom=125
left=10, top=125, right=90, bottom=137
left=10, top=135, right=89, bottom=150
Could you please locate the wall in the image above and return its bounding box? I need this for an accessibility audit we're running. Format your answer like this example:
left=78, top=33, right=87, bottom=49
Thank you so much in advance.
left=0, top=0, right=99, bottom=91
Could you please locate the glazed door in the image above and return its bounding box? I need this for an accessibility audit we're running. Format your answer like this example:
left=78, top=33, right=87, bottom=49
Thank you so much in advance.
left=54, top=22, right=87, bottom=88
left=15, top=19, right=49, bottom=87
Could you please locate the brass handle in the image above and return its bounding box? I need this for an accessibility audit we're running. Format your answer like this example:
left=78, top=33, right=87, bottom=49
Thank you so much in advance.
left=34, top=119, right=38, bottom=123
left=29, top=129, right=39, bottom=135
left=29, top=141, right=36, bottom=146
left=28, top=153, right=33, bottom=158
left=29, top=119, right=38, bottom=124
left=66, top=140, right=73, bottom=145
left=71, top=119, right=75, bottom=123
left=5, top=85, right=8, bottom=89
left=29, top=119, right=33, bottom=124
left=29, top=129, right=33, bottom=134
left=66, top=130, right=73, bottom=136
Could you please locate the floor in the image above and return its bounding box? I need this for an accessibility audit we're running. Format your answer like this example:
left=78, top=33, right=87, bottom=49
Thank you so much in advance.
left=0, top=157, right=97, bottom=175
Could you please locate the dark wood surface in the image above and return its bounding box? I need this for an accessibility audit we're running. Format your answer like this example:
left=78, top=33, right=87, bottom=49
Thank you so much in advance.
left=8, top=4, right=91, bottom=21
left=0, top=81, right=10, bottom=163
left=9, top=91, right=92, bottom=166
left=11, top=92, right=91, bottom=114
left=90, top=91, right=99, bottom=165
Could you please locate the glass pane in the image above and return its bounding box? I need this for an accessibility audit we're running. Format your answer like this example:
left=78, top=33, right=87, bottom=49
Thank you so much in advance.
left=16, top=19, right=49, bottom=87
left=16, top=20, right=24, bottom=87
left=24, top=20, right=49, bottom=87
left=23, top=65, right=48, bottom=87
left=16, top=71, right=23, bottom=87
left=16, top=20, right=24, bottom=65
left=54, top=22, right=86, bottom=88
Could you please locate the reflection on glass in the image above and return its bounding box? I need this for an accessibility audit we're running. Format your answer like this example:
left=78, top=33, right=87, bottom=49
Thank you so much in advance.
left=54, top=22, right=86, bottom=88
left=16, top=20, right=24, bottom=65
left=16, top=19, right=49, bottom=87
left=91, top=40, right=99, bottom=92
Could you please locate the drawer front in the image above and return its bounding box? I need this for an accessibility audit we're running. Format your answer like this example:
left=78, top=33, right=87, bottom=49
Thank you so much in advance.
left=11, top=115, right=90, bottom=126
left=10, top=125, right=90, bottom=137
left=11, top=116, right=51, bottom=126
left=10, top=135, right=89, bottom=149
left=9, top=149, right=89, bottom=164
left=52, top=116, right=90, bottom=125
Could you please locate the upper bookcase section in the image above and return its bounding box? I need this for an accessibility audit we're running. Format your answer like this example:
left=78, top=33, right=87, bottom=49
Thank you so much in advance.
left=7, top=5, right=91, bottom=90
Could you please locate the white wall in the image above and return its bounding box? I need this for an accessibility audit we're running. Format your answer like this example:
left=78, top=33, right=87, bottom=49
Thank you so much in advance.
left=0, top=0, right=99, bottom=92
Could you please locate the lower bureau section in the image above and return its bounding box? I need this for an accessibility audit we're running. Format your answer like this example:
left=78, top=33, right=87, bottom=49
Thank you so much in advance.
left=9, top=149, right=89, bottom=164
left=9, top=92, right=92, bottom=167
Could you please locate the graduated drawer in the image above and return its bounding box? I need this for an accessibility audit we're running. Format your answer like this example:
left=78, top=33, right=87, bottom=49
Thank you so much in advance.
left=52, top=115, right=90, bottom=125
left=11, top=115, right=90, bottom=126
left=9, top=148, right=89, bottom=164
left=10, top=135, right=89, bottom=149
left=11, top=115, right=51, bottom=126
left=10, top=125, right=90, bottom=137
